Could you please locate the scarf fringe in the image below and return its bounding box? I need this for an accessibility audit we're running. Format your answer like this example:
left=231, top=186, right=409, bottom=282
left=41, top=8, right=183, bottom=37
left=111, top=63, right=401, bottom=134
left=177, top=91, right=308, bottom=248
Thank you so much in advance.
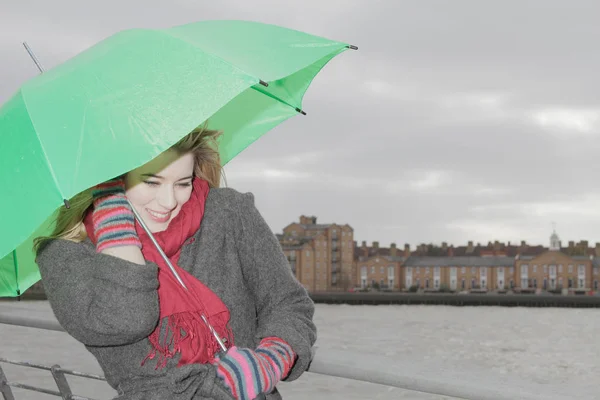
left=142, top=311, right=234, bottom=369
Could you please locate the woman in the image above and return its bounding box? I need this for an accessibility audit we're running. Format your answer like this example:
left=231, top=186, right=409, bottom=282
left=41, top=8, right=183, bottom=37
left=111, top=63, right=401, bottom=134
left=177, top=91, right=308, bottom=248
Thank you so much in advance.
left=35, top=124, right=317, bottom=400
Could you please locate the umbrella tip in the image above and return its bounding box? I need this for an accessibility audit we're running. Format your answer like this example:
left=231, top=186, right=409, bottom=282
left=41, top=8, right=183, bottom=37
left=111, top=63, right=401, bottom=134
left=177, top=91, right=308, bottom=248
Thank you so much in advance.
left=346, top=45, right=358, bottom=50
left=64, top=199, right=71, bottom=209
left=295, top=108, right=307, bottom=116
left=259, top=80, right=269, bottom=87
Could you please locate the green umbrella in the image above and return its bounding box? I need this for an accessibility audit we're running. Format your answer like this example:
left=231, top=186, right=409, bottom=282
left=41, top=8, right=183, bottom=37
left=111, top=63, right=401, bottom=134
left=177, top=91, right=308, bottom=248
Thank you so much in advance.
left=0, top=19, right=356, bottom=297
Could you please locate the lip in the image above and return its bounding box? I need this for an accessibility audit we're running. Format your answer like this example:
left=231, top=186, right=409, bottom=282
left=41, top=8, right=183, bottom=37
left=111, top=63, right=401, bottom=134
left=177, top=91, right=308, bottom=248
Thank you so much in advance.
left=145, top=208, right=171, bottom=223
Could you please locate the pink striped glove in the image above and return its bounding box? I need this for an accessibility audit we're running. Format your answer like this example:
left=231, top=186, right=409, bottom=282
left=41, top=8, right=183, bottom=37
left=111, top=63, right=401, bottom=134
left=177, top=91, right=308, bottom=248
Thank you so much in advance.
left=91, top=178, right=141, bottom=253
left=213, top=337, right=296, bottom=400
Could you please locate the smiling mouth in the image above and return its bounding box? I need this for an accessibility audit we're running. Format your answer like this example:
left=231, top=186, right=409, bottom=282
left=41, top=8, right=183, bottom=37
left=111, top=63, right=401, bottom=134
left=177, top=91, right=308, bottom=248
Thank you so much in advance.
left=146, top=208, right=171, bottom=223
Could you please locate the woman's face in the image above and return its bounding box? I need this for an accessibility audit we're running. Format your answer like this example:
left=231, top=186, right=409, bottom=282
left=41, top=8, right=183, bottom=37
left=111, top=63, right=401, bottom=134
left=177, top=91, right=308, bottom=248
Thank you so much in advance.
left=124, top=150, right=195, bottom=233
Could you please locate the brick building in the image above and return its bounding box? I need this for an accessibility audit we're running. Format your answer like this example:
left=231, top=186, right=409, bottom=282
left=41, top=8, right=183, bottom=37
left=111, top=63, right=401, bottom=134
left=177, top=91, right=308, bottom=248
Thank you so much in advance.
left=278, top=216, right=354, bottom=292
left=277, top=218, right=600, bottom=293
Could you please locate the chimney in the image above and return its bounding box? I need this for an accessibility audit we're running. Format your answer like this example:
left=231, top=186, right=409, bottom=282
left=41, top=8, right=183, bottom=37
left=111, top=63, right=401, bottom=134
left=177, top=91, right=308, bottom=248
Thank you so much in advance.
left=372, top=241, right=379, bottom=249
left=390, top=243, right=397, bottom=257
left=569, top=241, right=575, bottom=248
left=467, top=241, right=474, bottom=253
left=581, top=240, right=589, bottom=249
left=448, top=245, right=454, bottom=257
left=361, top=241, right=368, bottom=257
left=404, top=243, right=411, bottom=257
left=299, top=215, right=316, bottom=225
left=441, top=242, right=448, bottom=251
left=494, top=240, right=501, bottom=251
left=595, top=243, right=600, bottom=257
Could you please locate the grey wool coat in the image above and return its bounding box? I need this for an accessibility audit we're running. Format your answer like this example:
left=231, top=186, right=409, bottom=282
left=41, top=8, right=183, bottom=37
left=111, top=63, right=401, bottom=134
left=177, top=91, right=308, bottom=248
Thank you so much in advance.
left=36, top=188, right=317, bottom=400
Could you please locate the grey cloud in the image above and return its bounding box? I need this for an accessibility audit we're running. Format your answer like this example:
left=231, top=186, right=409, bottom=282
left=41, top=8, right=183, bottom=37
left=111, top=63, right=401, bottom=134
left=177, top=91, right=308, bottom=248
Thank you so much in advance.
left=3, top=0, right=600, bottom=248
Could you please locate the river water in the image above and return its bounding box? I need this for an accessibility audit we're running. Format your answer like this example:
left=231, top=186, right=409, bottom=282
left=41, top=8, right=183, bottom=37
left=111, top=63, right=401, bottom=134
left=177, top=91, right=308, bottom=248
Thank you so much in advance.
left=1, top=301, right=598, bottom=399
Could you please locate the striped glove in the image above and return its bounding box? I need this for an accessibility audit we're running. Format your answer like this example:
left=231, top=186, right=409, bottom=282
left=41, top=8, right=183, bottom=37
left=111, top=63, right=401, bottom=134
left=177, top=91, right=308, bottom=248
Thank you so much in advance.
left=91, top=178, right=141, bottom=253
left=213, top=337, right=296, bottom=400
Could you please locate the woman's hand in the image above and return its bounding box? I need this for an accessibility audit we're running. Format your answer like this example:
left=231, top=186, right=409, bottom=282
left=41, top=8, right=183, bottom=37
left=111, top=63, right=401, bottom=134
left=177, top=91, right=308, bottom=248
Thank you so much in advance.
left=213, top=337, right=296, bottom=400
left=91, top=178, right=145, bottom=264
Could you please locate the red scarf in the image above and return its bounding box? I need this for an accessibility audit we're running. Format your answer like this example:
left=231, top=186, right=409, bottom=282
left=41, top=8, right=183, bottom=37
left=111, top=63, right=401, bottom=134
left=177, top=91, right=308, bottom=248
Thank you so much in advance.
left=84, top=178, right=234, bottom=368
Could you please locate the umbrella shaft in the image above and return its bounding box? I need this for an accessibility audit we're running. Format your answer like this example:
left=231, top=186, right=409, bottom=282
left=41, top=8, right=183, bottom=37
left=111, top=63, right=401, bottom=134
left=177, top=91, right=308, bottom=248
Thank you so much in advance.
left=126, top=198, right=228, bottom=353
left=22, top=42, right=44, bottom=73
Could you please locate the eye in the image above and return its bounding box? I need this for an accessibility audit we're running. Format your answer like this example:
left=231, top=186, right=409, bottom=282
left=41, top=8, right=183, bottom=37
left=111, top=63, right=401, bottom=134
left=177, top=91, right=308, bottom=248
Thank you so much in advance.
left=143, top=181, right=160, bottom=187
left=177, top=182, right=192, bottom=188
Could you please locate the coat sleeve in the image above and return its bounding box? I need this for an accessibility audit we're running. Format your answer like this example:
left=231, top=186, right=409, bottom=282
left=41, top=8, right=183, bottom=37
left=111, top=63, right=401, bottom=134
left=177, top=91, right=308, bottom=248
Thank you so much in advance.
left=235, top=192, right=317, bottom=381
left=36, top=239, right=160, bottom=347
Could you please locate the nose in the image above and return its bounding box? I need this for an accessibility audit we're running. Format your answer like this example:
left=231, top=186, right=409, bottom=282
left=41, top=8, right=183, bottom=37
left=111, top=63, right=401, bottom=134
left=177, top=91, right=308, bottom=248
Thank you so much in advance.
left=156, top=184, right=177, bottom=210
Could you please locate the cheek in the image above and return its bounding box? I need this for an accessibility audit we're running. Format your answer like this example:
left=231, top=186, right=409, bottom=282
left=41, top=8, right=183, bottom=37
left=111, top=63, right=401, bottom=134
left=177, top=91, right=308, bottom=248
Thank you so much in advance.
left=176, top=187, right=194, bottom=207
left=125, top=185, right=155, bottom=206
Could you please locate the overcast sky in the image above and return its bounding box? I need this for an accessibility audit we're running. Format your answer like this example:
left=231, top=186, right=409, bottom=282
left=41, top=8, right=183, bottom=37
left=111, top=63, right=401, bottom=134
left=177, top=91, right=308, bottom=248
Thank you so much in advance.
left=2, top=0, right=600, bottom=249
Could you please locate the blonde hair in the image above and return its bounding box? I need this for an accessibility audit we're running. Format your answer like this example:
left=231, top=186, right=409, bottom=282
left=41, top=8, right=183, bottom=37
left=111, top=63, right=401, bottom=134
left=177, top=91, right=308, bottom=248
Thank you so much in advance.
left=34, top=124, right=223, bottom=252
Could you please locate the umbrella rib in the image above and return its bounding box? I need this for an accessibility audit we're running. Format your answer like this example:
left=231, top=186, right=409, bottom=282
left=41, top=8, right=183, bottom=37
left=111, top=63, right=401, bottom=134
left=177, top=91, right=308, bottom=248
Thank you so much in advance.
left=250, top=85, right=307, bottom=115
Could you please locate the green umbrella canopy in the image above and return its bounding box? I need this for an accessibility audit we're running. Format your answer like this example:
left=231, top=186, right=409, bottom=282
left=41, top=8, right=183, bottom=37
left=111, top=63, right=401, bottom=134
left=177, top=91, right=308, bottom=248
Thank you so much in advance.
left=0, top=19, right=356, bottom=296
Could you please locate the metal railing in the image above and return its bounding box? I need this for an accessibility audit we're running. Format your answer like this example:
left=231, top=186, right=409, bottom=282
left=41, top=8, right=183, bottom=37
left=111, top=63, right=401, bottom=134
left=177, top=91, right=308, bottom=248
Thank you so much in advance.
left=0, top=312, right=578, bottom=400
left=0, top=357, right=105, bottom=400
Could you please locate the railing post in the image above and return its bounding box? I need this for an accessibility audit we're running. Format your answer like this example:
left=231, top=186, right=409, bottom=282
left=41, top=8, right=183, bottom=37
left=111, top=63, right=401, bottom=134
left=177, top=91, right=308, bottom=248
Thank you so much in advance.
left=0, top=364, right=15, bottom=400
left=50, top=365, right=73, bottom=400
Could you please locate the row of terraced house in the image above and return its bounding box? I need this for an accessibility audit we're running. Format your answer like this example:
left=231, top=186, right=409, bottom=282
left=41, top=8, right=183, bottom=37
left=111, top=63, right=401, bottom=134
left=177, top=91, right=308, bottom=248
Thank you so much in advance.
left=277, top=215, right=600, bottom=293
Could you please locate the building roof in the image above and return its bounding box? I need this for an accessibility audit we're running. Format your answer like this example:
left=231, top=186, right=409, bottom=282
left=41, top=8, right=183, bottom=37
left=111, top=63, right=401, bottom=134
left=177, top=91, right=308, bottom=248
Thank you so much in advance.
left=404, top=256, right=515, bottom=267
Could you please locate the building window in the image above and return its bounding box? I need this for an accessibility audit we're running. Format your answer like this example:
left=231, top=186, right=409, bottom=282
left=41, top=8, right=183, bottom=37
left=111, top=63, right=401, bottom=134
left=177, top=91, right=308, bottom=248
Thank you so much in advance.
left=425, top=267, right=430, bottom=274
left=306, top=251, right=310, bottom=257
left=416, top=267, right=420, bottom=274
left=461, top=279, right=465, bottom=289
left=533, top=265, right=537, bottom=273
left=471, top=267, right=476, bottom=274
left=568, top=265, right=573, bottom=274
left=559, top=265, right=563, bottom=273
left=461, top=267, right=466, bottom=274
left=380, top=267, right=384, bottom=274
left=543, top=265, right=548, bottom=273
left=371, top=267, right=375, bottom=274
